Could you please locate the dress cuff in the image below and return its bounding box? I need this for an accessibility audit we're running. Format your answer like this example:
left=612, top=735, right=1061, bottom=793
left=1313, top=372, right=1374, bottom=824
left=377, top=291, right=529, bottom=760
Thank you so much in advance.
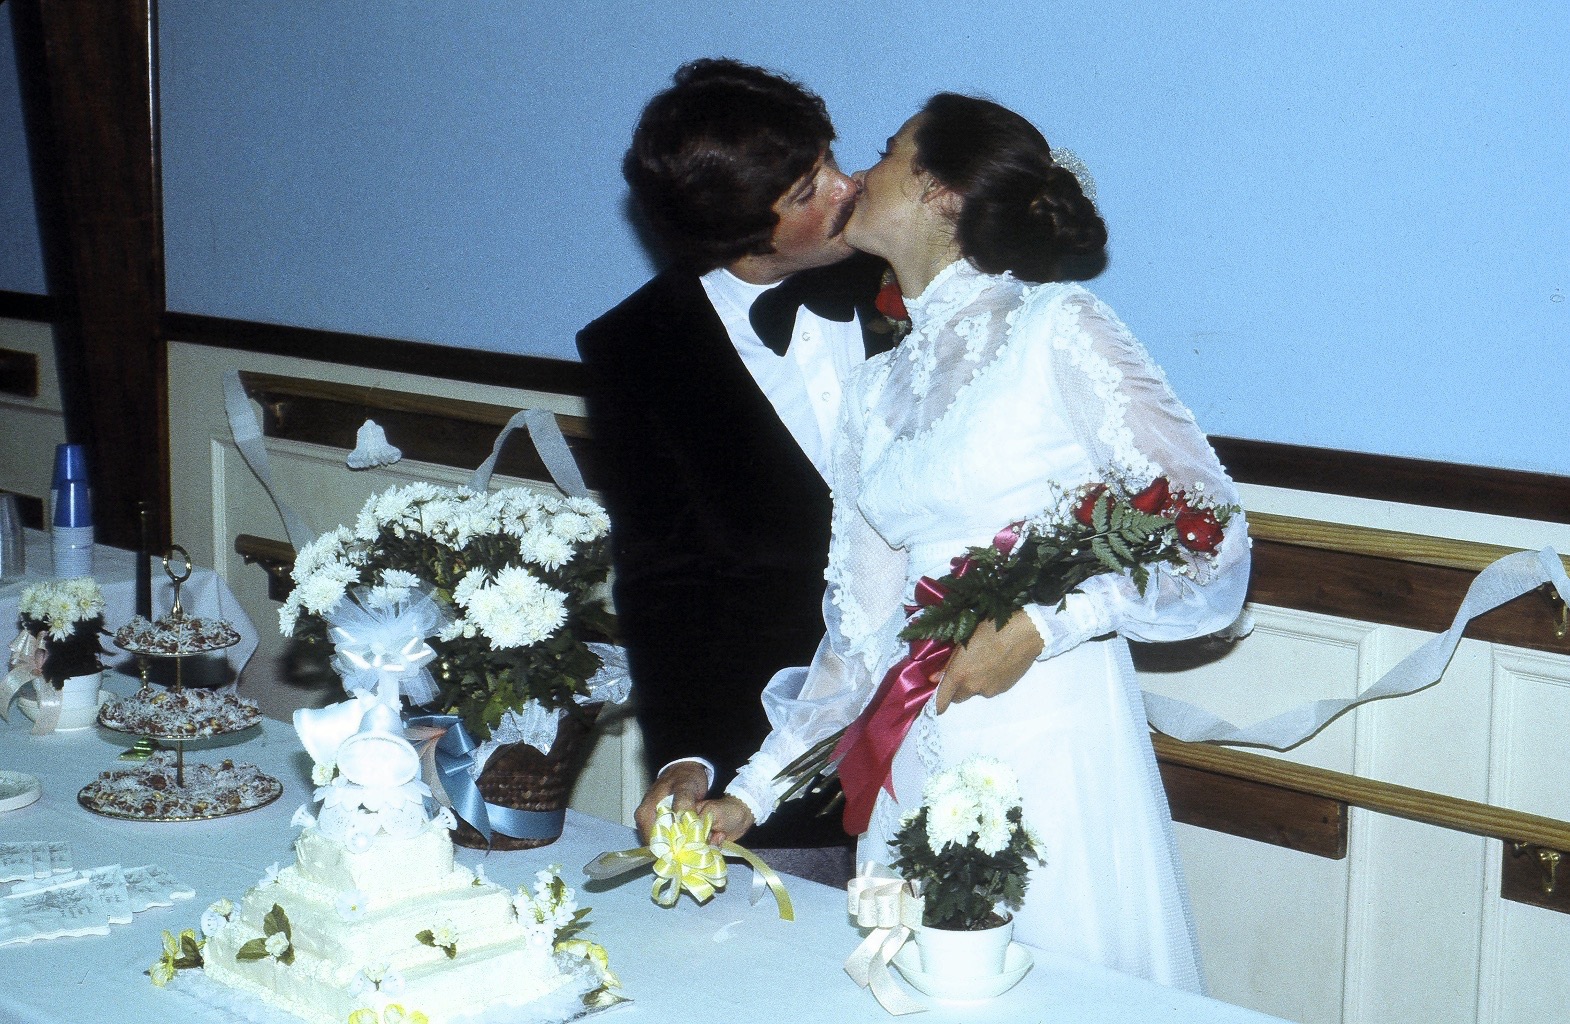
left=658, top=756, right=715, bottom=793
left=1024, top=588, right=1112, bottom=662
left=725, top=753, right=785, bottom=827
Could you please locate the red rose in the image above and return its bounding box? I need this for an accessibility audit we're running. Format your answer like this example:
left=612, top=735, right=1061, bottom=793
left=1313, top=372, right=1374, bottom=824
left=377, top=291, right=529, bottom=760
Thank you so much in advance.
left=1130, top=477, right=1171, bottom=515
left=874, top=281, right=908, bottom=322
left=1072, top=484, right=1109, bottom=526
left=1175, top=508, right=1223, bottom=553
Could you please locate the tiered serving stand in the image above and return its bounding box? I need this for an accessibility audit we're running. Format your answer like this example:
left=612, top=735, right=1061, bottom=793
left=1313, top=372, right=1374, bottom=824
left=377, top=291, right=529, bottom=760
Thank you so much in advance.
left=78, top=546, right=281, bottom=821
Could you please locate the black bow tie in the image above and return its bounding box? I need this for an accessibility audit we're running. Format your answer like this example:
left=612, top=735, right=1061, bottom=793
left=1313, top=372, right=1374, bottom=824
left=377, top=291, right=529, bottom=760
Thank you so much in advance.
left=748, top=265, right=862, bottom=356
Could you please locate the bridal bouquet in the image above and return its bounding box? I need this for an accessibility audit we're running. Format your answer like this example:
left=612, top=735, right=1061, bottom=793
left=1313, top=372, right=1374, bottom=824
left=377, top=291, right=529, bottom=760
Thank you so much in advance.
left=779, top=475, right=1240, bottom=832
left=12, top=577, right=107, bottom=686
left=279, top=483, right=614, bottom=741
left=890, top=757, right=1042, bottom=931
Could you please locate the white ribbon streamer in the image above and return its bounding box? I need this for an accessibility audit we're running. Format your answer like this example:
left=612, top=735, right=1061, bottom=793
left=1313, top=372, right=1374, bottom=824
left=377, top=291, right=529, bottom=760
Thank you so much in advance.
left=844, top=864, right=927, bottom=1016
left=1145, top=547, right=1570, bottom=749
left=222, top=369, right=315, bottom=552
left=467, top=408, right=588, bottom=497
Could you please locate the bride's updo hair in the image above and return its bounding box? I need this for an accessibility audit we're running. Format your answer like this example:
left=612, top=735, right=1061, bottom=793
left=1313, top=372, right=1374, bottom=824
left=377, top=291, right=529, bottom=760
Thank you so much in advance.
left=913, top=93, right=1106, bottom=282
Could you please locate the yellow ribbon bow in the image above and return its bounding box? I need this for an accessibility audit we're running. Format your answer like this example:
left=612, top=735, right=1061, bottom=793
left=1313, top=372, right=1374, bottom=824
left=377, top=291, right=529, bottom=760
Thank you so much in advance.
left=583, top=798, right=794, bottom=921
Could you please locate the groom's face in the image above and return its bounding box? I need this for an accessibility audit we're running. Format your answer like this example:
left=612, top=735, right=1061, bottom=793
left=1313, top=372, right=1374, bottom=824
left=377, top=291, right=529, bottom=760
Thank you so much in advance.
left=763, top=150, right=859, bottom=274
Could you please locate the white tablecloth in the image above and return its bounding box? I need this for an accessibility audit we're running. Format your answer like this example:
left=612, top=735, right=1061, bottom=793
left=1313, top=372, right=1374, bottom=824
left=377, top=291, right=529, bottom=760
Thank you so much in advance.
left=0, top=697, right=1292, bottom=1024
left=1, top=529, right=257, bottom=684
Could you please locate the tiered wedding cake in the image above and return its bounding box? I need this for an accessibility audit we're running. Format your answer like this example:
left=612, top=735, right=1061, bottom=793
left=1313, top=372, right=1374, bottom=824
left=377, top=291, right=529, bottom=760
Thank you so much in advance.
left=200, top=696, right=581, bottom=1023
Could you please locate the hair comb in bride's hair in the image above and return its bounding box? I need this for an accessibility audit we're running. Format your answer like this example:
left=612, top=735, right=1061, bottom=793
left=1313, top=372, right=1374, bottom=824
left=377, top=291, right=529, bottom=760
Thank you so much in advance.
left=1049, top=148, right=1097, bottom=205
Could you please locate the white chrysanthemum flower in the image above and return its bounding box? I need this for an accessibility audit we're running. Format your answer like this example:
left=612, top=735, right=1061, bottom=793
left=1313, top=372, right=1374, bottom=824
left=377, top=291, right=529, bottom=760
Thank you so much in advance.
left=452, top=568, right=490, bottom=608
left=517, top=530, right=574, bottom=570
left=291, top=526, right=356, bottom=583
left=959, top=756, right=1020, bottom=805
left=336, top=890, right=367, bottom=920
left=973, top=811, right=1013, bottom=857
left=264, top=932, right=290, bottom=958
left=278, top=594, right=303, bottom=637
left=310, top=759, right=337, bottom=786
left=463, top=568, right=567, bottom=649
left=548, top=511, right=591, bottom=543
left=296, top=559, right=359, bottom=615
left=925, top=789, right=977, bottom=851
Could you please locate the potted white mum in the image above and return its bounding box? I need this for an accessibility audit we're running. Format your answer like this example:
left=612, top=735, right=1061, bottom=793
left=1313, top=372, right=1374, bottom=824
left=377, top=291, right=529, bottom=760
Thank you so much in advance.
left=889, top=756, right=1042, bottom=977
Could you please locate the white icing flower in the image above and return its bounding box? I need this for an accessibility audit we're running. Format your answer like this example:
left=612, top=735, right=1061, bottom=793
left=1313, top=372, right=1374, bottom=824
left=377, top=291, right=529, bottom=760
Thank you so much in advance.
left=200, top=899, right=233, bottom=937
left=264, top=932, right=290, bottom=958
left=291, top=804, right=317, bottom=828
left=434, top=806, right=457, bottom=831
left=336, top=890, right=367, bottom=920
left=379, top=969, right=406, bottom=996
left=311, top=759, right=337, bottom=786
left=430, top=921, right=457, bottom=947
left=262, top=863, right=283, bottom=886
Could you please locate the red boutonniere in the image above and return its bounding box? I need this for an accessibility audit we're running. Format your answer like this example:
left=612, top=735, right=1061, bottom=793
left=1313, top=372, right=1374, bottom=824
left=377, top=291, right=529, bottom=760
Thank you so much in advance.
left=872, top=269, right=912, bottom=341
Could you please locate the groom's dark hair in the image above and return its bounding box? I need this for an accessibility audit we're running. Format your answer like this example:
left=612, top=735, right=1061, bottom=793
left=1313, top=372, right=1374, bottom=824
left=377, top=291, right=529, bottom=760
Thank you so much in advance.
left=625, top=58, right=835, bottom=272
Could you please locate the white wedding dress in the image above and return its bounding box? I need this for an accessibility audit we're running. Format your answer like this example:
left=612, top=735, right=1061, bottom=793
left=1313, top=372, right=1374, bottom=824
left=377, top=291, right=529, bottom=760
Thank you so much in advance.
left=728, top=259, right=1250, bottom=993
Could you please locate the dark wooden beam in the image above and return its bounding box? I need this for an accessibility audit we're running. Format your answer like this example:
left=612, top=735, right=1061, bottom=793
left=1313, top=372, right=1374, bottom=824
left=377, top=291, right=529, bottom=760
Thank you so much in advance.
left=10, top=0, right=168, bottom=551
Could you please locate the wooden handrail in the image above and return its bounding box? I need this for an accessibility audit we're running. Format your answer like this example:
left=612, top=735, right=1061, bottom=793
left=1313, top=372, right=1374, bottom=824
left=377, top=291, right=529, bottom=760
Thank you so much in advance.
left=1248, top=510, right=1570, bottom=577
left=1153, top=733, right=1570, bottom=851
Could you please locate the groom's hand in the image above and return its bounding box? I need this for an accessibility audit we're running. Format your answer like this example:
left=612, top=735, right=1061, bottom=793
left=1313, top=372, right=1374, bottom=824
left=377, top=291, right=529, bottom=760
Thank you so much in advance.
left=932, top=610, right=1044, bottom=713
left=635, top=761, right=710, bottom=842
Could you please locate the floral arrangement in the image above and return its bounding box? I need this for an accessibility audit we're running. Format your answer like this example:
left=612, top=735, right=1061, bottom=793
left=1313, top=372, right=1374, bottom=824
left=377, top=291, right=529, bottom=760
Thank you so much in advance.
left=14, top=577, right=107, bottom=686
left=279, top=483, right=613, bottom=741
left=889, top=757, right=1042, bottom=931
left=780, top=475, right=1240, bottom=832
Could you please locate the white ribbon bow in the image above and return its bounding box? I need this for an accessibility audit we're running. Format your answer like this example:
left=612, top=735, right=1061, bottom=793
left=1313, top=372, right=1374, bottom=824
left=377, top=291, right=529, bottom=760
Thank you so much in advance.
left=325, top=588, right=447, bottom=705
left=845, top=864, right=927, bottom=1016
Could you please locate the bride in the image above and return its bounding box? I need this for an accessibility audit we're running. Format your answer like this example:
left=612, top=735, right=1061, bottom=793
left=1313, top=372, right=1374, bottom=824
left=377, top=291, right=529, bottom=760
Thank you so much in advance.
left=700, top=92, right=1249, bottom=992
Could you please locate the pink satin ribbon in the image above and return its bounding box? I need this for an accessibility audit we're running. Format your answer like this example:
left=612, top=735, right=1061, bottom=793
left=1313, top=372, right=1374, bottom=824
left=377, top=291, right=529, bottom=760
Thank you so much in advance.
left=832, top=525, right=1021, bottom=835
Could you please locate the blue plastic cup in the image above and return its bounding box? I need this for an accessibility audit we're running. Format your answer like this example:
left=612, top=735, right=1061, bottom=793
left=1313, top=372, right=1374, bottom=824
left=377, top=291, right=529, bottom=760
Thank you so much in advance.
left=52, top=443, right=89, bottom=485
left=52, top=479, right=92, bottom=528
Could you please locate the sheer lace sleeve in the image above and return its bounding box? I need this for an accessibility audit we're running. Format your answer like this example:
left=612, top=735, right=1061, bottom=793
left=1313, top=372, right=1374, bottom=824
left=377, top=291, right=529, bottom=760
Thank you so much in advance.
left=1017, top=287, right=1251, bottom=656
left=726, top=364, right=911, bottom=824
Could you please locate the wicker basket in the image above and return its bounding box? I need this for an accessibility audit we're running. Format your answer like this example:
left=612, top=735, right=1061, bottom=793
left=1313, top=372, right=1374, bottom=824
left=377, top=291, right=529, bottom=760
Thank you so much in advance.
left=450, top=702, right=603, bottom=851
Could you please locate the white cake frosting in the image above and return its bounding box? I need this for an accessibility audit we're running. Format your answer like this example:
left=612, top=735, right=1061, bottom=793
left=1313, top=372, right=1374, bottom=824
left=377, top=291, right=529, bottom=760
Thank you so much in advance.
left=202, top=818, right=572, bottom=1024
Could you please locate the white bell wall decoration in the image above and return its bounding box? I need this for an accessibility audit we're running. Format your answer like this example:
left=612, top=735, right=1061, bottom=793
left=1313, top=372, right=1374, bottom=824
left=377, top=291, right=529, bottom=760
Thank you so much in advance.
left=346, top=419, right=401, bottom=469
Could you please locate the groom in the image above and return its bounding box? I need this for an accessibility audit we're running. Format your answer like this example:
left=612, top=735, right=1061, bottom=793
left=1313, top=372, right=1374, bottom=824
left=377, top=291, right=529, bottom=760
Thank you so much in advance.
left=577, top=59, right=896, bottom=881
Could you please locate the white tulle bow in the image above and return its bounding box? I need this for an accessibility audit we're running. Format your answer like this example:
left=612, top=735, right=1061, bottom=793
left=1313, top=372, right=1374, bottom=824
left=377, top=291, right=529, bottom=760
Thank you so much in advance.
left=325, top=588, right=448, bottom=705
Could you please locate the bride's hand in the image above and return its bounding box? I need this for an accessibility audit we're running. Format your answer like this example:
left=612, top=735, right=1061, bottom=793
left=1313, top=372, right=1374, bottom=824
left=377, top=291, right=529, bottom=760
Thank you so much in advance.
left=932, top=609, right=1043, bottom=713
left=694, top=795, right=755, bottom=847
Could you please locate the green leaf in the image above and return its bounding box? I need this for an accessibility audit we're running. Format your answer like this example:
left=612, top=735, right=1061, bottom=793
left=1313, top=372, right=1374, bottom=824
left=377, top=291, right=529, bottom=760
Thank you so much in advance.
left=263, top=903, right=291, bottom=940
left=416, top=930, right=436, bottom=947
left=234, top=938, right=269, bottom=962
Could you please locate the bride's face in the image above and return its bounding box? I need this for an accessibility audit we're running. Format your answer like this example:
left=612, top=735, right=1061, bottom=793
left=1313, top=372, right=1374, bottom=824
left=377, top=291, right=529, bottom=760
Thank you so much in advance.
left=845, top=115, right=936, bottom=259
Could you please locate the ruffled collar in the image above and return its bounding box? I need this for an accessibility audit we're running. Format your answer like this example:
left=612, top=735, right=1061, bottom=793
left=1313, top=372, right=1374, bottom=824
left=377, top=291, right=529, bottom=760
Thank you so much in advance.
left=902, top=258, right=993, bottom=330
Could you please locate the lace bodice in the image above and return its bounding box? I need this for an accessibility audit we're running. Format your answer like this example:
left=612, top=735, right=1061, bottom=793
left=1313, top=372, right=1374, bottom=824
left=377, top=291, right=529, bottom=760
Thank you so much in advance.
left=729, top=260, right=1249, bottom=820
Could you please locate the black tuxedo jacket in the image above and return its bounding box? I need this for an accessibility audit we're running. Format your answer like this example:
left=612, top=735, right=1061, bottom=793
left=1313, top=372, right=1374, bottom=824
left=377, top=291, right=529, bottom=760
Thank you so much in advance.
left=577, top=253, right=891, bottom=848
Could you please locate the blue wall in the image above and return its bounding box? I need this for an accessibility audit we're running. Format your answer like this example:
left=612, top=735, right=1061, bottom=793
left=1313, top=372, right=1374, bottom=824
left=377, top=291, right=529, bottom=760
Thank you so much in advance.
left=0, top=12, right=45, bottom=295
left=6, top=3, right=1568, bottom=476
